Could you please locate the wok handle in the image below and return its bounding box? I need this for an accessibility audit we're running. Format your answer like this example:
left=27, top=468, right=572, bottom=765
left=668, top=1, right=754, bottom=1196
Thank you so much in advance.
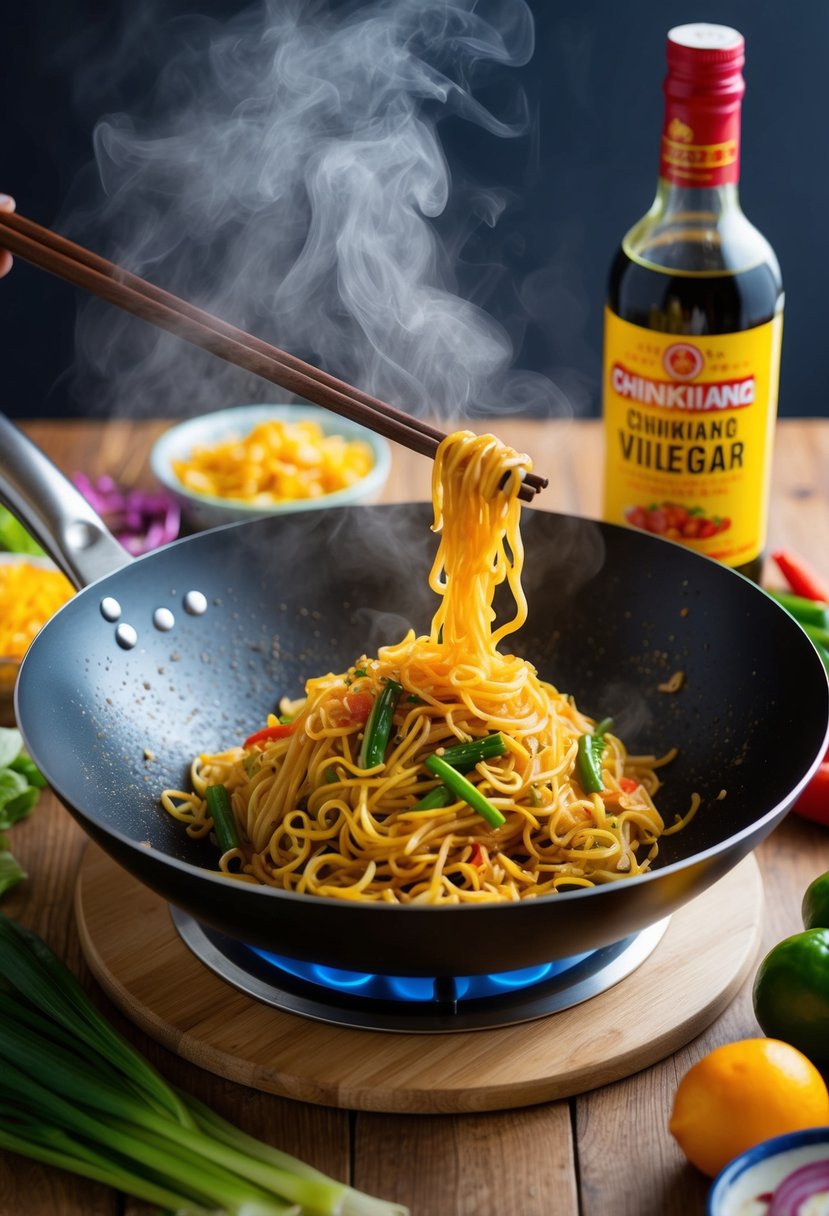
left=0, top=413, right=131, bottom=588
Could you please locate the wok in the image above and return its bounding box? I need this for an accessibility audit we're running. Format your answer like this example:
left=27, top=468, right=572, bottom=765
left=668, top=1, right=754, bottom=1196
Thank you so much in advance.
left=2, top=414, right=827, bottom=977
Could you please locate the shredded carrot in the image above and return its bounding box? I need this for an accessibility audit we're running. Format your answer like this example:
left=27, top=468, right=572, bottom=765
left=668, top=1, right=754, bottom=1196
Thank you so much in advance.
left=0, top=562, right=74, bottom=661
left=172, top=419, right=374, bottom=503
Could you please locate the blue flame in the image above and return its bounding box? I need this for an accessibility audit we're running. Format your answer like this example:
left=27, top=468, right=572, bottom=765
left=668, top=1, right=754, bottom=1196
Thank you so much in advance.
left=249, top=947, right=593, bottom=1002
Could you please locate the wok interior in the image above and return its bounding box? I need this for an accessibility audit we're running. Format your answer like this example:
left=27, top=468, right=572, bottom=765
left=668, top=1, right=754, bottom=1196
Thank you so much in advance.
left=16, top=503, right=829, bottom=970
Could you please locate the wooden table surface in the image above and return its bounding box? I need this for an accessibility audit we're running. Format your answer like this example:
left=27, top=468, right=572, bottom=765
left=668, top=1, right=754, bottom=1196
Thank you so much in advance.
left=3, top=416, right=829, bottom=1216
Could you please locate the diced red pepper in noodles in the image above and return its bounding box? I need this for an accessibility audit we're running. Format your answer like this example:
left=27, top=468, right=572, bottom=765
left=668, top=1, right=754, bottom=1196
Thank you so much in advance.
left=243, top=723, right=295, bottom=748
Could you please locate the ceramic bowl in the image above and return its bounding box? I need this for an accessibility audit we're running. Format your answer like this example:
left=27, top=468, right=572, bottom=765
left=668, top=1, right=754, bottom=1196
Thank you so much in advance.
left=708, top=1126, right=829, bottom=1215
left=150, top=403, right=392, bottom=531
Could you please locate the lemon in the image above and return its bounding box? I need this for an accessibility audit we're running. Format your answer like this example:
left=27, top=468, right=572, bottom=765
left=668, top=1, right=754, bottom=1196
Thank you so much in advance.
left=669, top=1038, right=829, bottom=1177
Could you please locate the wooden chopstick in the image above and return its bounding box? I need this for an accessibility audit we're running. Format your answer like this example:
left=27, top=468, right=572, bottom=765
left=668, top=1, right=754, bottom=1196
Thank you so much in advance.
left=0, top=211, right=547, bottom=502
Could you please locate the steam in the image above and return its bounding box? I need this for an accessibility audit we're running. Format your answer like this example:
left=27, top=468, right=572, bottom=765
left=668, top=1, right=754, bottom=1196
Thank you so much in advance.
left=64, top=0, right=571, bottom=422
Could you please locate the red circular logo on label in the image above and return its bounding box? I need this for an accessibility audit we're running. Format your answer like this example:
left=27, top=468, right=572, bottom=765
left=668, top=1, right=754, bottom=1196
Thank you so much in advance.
left=663, top=343, right=704, bottom=380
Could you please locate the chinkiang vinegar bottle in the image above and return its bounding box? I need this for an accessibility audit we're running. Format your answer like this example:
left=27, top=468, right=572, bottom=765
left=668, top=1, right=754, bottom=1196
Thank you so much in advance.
left=602, top=23, right=783, bottom=581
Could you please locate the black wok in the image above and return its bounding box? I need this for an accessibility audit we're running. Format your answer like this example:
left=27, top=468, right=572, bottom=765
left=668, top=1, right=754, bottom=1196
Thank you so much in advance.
left=2, top=414, right=827, bottom=977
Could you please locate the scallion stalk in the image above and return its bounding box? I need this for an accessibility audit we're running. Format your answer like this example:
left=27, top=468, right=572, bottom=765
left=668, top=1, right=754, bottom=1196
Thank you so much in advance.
left=423, top=755, right=506, bottom=829
left=0, top=913, right=408, bottom=1216
left=0, top=1112, right=217, bottom=1215
left=205, top=783, right=241, bottom=854
left=434, top=733, right=507, bottom=769
left=358, top=680, right=403, bottom=769
left=411, top=734, right=508, bottom=812
left=0, top=916, right=194, bottom=1127
left=410, top=784, right=455, bottom=811
left=575, top=717, right=613, bottom=794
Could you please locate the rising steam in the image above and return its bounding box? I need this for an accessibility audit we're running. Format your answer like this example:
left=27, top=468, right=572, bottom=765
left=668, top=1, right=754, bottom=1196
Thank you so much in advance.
left=65, top=0, right=569, bottom=422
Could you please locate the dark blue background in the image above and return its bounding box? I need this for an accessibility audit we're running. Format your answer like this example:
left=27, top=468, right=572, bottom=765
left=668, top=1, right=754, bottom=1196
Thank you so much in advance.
left=2, top=0, right=825, bottom=419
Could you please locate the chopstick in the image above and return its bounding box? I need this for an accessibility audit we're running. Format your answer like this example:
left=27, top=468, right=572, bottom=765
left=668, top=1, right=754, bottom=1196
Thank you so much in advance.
left=0, top=211, right=548, bottom=503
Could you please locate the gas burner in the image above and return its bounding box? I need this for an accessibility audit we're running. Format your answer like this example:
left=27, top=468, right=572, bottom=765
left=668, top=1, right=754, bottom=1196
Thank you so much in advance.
left=171, top=910, right=669, bottom=1033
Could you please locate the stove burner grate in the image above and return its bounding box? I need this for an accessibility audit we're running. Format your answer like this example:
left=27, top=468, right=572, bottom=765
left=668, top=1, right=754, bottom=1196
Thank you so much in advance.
left=171, top=910, right=669, bottom=1033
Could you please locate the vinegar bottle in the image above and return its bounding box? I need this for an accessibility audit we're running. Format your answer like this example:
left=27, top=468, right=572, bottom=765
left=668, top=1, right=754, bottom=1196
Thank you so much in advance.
left=601, top=23, right=783, bottom=581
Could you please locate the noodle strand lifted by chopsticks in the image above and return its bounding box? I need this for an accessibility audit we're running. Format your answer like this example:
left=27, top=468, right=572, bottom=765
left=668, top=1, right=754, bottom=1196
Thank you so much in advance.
left=162, top=430, right=687, bottom=903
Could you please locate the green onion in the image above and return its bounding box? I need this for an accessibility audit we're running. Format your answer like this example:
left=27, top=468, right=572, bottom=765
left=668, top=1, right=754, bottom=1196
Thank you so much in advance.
left=411, top=735, right=508, bottom=812
left=358, top=680, right=403, bottom=769
left=435, top=733, right=507, bottom=769
left=410, top=784, right=455, bottom=811
left=205, top=784, right=240, bottom=854
left=424, top=755, right=505, bottom=829
left=0, top=913, right=408, bottom=1215
left=576, top=717, right=613, bottom=794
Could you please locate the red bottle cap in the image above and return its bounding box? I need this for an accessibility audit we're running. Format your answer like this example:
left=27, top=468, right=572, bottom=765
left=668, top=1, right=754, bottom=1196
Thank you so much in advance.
left=667, top=23, right=744, bottom=75
left=660, top=23, right=745, bottom=187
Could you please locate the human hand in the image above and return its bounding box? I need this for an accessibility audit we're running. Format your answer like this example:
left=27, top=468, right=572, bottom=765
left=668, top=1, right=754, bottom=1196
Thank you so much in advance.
left=0, top=195, right=15, bottom=277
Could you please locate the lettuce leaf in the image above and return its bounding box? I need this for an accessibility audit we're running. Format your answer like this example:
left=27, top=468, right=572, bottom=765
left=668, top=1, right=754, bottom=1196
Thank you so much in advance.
left=0, top=508, right=43, bottom=556
left=0, top=727, right=45, bottom=896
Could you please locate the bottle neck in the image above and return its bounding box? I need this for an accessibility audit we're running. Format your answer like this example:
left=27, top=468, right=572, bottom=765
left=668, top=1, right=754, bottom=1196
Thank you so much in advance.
left=659, top=77, right=743, bottom=189
left=649, top=178, right=741, bottom=221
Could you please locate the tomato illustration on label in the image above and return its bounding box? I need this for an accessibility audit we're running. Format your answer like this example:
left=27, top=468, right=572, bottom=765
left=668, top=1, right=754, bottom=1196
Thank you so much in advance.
left=624, top=501, right=731, bottom=541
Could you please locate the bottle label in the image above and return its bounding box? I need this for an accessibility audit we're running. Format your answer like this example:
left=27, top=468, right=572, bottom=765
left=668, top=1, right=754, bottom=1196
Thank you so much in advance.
left=660, top=103, right=741, bottom=187
left=602, top=308, right=783, bottom=567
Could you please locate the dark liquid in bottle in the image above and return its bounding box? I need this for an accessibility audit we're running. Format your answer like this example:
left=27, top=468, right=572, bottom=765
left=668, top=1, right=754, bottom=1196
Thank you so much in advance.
left=607, top=247, right=783, bottom=581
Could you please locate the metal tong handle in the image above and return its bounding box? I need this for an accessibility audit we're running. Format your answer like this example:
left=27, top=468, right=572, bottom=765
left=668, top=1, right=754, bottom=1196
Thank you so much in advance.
left=0, top=413, right=131, bottom=588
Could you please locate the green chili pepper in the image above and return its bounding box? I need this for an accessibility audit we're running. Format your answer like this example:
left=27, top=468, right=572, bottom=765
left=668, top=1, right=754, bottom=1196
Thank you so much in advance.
left=576, top=717, right=613, bottom=794
left=767, top=591, right=829, bottom=672
left=804, top=630, right=829, bottom=675
left=204, top=784, right=240, bottom=854
left=803, top=622, right=829, bottom=651
left=424, top=755, right=505, bottom=829
left=768, top=591, right=829, bottom=630
left=358, top=680, right=403, bottom=769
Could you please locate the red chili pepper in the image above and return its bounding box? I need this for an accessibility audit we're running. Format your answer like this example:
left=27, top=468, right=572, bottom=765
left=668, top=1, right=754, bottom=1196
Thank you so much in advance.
left=243, top=722, right=295, bottom=748
left=772, top=550, right=829, bottom=603
left=791, top=746, right=829, bottom=827
left=468, top=842, right=485, bottom=866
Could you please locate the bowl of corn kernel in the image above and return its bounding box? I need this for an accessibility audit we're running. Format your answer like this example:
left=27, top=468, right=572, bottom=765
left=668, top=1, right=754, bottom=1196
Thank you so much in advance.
left=150, top=404, right=392, bottom=530
left=0, top=555, right=74, bottom=726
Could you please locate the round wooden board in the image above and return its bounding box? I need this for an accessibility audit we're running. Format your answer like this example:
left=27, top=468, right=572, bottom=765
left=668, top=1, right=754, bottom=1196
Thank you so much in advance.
left=75, top=843, right=763, bottom=1114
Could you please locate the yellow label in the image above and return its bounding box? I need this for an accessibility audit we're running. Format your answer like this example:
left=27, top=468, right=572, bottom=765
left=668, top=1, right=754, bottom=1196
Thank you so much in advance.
left=602, top=309, right=783, bottom=567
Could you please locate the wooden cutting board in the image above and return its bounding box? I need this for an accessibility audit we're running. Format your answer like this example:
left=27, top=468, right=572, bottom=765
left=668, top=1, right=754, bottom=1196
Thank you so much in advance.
left=75, top=842, right=763, bottom=1114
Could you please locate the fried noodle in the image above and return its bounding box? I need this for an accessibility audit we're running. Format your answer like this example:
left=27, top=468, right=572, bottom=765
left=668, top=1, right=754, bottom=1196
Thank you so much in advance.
left=161, top=430, right=693, bottom=902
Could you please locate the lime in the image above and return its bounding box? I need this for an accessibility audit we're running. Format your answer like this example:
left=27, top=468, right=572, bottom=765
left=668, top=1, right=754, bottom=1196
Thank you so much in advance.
left=752, top=929, right=829, bottom=1065
left=802, top=870, right=829, bottom=930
